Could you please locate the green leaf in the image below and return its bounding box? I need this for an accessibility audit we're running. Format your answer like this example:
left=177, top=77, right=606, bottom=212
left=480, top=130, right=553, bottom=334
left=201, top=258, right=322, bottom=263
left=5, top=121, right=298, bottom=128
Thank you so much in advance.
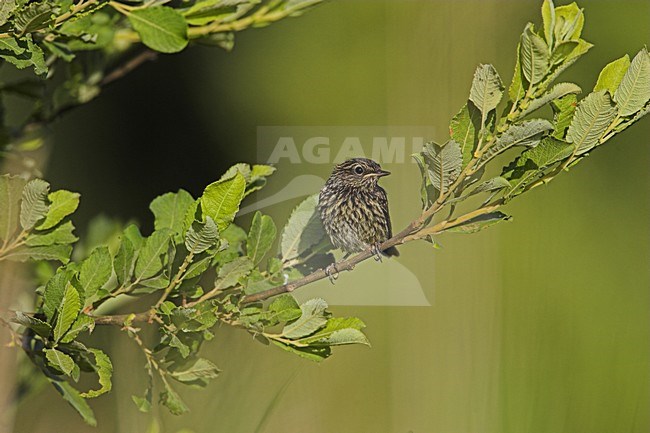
left=470, top=177, right=512, bottom=195
left=268, top=294, right=301, bottom=323
left=520, top=23, right=550, bottom=85
left=13, top=1, right=54, bottom=34
left=519, top=82, right=581, bottom=117
left=553, top=3, right=584, bottom=43
left=43, top=268, right=73, bottom=321
left=185, top=216, right=219, bottom=254
left=215, top=256, right=253, bottom=290
left=12, top=311, right=51, bottom=337
left=20, top=178, right=50, bottom=230
left=449, top=102, right=481, bottom=167
left=0, top=175, right=26, bottom=243
left=0, top=35, right=47, bottom=75
left=2, top=244, right=72, bottom=263
left=246, top=212, right=276, bottom=265
left=509, top=42, right=526, bottom=102
left=422, top=140, right=463, bottom=196
left=60, top=314, right=95, bottom=343
left=613, top=48, right=650, bottom=116
left=114, top=236, right=135, bottom=286
left=124, top=224, right=144, bottom=249
left=54, top=284, right=81, bottom=342
left=135, top=230, right=173, bottom=281
left=594, top=55, right=631, bottom=95
left=127, top=6, right=188, bottom=53
left=36, top=190, right=80, bottom=230
left=503, top=137, right=574, bottom=196
left=481, top=119, right=553, bottom=164
left=81, top=348, right=113, bottom=398
left=299, top=317, right=369, bottom=346
left=566, top=90, right=617, bottom=155
left=546, top=39, right=592, bottom=84
left=169, top=358, right=220, bottom=385
left=201, top=172, right=246, bottom=231
left=551, top=94, right=577, bottom=139
left=282, top=298, right=328, bottom=339
left=271, top=340, right=330, bottom=362
left=45, top=348, right=75, bottom=376
left=79, top=246, right=112, bottom=300
left=49, top=380, right=97, bottom=426
left=280, top=194, right=325, bottom=262
left=150, top=189, right=195, bottom=242
left=160, top=381, right=189, bottom=415
left=25, top=220, right=77, bottom=246
left=541, top=0, right=555, bottom=47
left=0, top=0, right=16, bottom=27
left=550, top=41, right=578, bottom=65
left=446, top=212, right=511, bottom=234
left=469, top=64, right=504, bottom=116
left=183, top=0, right=254, bottom=26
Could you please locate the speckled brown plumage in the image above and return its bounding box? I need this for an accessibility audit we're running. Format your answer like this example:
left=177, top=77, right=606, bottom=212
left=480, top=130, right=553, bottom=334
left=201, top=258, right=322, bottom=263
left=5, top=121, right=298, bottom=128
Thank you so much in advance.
left=318, top=158, right=399, bottom=257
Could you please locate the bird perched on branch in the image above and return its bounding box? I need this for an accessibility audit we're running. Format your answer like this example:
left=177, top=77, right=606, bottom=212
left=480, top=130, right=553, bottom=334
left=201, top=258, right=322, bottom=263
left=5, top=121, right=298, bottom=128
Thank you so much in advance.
left=318, top=158, right=399, bottom=269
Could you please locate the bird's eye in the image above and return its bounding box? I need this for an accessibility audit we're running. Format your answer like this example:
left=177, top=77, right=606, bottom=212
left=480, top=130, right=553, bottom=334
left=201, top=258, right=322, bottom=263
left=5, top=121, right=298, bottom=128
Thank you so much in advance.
left=354, top=165, right=364, bottom=175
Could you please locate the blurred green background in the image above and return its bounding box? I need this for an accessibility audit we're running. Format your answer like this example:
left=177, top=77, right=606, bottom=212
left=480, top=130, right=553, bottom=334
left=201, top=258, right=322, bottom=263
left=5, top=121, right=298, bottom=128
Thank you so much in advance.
left=11, top=0, right=650, bottom=432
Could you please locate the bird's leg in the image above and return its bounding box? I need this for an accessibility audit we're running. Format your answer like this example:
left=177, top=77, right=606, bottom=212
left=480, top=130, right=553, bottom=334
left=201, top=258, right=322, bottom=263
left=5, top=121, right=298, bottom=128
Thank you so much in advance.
left=371, top=243, right=383, bottom=262
left=325, top=263, right=339, bottom=284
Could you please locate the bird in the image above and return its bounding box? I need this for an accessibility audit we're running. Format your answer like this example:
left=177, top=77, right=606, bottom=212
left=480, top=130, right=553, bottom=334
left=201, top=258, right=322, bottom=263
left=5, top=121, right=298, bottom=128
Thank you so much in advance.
left=318, top=158, right=399, bottom=274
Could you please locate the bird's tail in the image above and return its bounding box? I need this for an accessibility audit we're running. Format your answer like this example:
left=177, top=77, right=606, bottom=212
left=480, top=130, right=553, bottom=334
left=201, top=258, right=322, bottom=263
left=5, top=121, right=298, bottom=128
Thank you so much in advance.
left=383, top=246, right=400, bottom=257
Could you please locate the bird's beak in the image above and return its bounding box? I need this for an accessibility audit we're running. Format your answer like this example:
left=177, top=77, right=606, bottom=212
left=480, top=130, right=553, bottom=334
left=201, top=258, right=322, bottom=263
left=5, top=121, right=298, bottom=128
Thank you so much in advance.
left=364, top=170, right=390, bottom=178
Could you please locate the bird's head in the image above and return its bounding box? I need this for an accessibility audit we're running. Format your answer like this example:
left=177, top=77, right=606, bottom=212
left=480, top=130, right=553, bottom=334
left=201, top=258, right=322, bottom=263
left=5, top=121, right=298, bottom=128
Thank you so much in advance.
left=328, top=158, right=391, bottom=189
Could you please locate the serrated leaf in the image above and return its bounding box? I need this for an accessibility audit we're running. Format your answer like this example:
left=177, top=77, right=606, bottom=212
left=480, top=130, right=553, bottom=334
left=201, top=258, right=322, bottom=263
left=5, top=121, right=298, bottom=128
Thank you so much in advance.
left=160, top=381, right=189, bottom=415
left=446, top=212, right=511, bottom=234
left=549, top=41, right=578, bottom=65
left=281, top=194, right=325, bottom=262
left=509, top=41, right=526, bottom=102
left=13, top=1, right=54, bottom=33
left=553, top=3, right=584, bottom=43
left=184, top=216, right=219, bottom=254
left=45, top=348, right=75, bottom=376
left=25, top=220, right=77, bottom=247
left=282, top=298, right=328, bottom=339
left=469, top=64, right=504, bottom=116
left=541, top=0, right=555, bottom=47
left=215, top=256, right=253, bottom=290
left=0, top=35, right=47, bottom=75
left=12, top=311, right=51, bottom=337
left=268, top=294, right=301, bottom=323
left=169, top=358, right=220, bottom=384
left=36, top=190, right=80, bottom=230
left=2, top=244, right=72, bottom=263
left=150, top=189, right=195, bottom=242
left=481, top=119, right=553, bottom=164
left=114, top=236, right=135, bottom=286
left=471, top=177, right=512, bottom=195
left=79, top=246, right=112, bottom=299
left=128, top=6, right=188, bottom=53
left=124, top=224, right=144, bottom=249
left=271, top=340, right=330, bottom=362
left=0, top=175, right=26, bottom=244
left=546, top=39, right=592, bottom=84
left=81, top=348, right=113, bottom=398
left=520, top=23, right=550, bottom=85
left=135, top=230, right=173, bottom=281
left=49, top=380, right=97, bottom=426
left=0, top=0, right=16, bottom=27
left=551, top=94, right=577, bottom=139
left=20, top=178, right=50, bottom=230
left=54, top=284, right=81, bottom=342
left=201, top=172, right=246, bottom=231
left=502, top=137, right=574, bottom=196
left=422, top=140, right=463, bottom=196
left=613, top=49, right=650, bottom=116
left=299, top=316, right=368, bottom=346
left=520, top=82, right=581, bottom=117
left=246, top=212, right=276, bottom=265
left=449, top=102, right=481, bottom=167
left=43, top=268, right=73, bottom=321
left=60, top=314, right=95, bottom=343
left=567, top=90, right=617, bottom=155
left=594, top=55, right=631, bottom=95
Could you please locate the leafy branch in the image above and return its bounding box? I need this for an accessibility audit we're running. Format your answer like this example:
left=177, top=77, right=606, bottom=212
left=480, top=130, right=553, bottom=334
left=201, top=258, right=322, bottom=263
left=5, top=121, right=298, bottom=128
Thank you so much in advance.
left=1, top=0, right=649, bottom=426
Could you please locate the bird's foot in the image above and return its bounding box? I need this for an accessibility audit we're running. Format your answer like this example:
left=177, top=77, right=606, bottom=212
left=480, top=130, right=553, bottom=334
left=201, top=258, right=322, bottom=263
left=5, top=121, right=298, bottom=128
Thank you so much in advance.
left=325, top=263, right=339, bottom=284
left=371, top=244, right=383, bottom=262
